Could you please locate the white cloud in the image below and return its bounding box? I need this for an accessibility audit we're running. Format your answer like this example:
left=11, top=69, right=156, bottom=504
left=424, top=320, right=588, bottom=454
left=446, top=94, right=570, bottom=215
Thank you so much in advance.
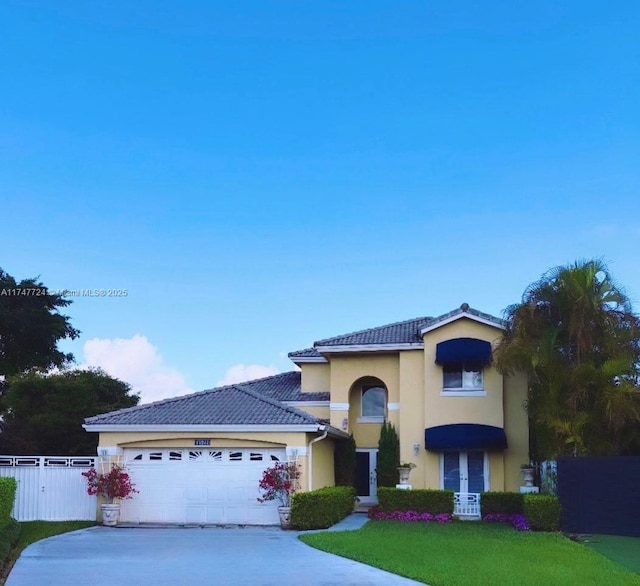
left=81, top=334, right=194, bottom=404
left=217, top=363, right=280, bottom=386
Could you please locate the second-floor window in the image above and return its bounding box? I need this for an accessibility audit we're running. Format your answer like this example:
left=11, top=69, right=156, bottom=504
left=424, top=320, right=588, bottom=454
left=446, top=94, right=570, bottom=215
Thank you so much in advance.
left=442, top=362, right=483, bottom=391
left=361, top=385, right=386, bottom=418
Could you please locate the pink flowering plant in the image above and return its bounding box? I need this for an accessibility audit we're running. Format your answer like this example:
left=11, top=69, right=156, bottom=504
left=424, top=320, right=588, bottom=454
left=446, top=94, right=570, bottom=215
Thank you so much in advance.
left=82, top=465, right=138, bottom=503
left=257, top=461, right=300, bottom=507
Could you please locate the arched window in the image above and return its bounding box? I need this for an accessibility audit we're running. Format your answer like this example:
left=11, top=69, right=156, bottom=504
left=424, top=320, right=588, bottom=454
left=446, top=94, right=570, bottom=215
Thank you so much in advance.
left=361, top=385, right=386, bottom=418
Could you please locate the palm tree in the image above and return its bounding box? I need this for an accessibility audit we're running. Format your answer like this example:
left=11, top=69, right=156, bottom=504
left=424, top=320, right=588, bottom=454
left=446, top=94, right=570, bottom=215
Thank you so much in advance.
left=495, top=259, right=640, bottom=458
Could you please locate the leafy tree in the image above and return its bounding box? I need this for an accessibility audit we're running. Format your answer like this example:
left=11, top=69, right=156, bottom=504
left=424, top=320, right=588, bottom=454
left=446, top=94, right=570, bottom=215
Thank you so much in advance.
left=334, top=433, right=356, bottom=487
left=0, top=369, right=139, bottom=455
left=495, top=259, right=640, bottom=458
left=377, top=422, right=400, bottom=487
left=0, top=268, right=79, bottom=377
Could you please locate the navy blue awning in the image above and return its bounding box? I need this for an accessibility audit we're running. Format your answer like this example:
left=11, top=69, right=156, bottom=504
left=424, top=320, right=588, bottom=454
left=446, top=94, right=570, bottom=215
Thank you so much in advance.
left=435, top=338, right=492, bottom=365
left=424, top=424, right=508, bottom=451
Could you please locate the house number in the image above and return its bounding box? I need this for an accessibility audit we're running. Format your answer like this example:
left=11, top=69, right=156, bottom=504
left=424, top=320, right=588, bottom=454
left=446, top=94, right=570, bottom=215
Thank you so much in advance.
left=194, top=439, right=211, bottom=446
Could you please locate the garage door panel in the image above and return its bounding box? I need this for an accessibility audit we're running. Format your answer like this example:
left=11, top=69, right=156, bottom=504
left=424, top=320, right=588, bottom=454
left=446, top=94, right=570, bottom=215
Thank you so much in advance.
left=122, top=448, right=285, bottom=525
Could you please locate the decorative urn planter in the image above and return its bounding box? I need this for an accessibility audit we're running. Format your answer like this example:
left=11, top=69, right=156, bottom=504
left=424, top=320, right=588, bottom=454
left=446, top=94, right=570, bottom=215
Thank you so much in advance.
left=100, top=503, right=121, bottom=526
left=520, top=467, right=535, bottom=488
left=277, top=506, right=292, bottom=529
left=397, top=464, right=415, bottom=486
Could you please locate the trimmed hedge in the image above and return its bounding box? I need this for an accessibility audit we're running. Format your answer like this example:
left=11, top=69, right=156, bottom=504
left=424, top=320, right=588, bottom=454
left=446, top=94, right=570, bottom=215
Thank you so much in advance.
left=377, top=488, right=454, bottom=515
left=480, top=491, right=524, bottom=516
left=0, top=478, right=17, bottom=528
left=291, top=486, right=356, bottom=530
left=0, top=518, right=20, bottom=567
left=524, top=494, right=562, bottom=532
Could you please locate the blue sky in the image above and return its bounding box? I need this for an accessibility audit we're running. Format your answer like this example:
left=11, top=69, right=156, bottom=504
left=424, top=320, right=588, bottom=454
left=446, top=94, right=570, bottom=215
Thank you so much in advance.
left=2, top=1, right=639, bottom=402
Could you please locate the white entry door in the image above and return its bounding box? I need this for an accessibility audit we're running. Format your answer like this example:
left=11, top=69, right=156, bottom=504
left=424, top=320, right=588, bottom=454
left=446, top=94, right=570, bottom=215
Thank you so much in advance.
left=442, top=451, right=487, bottom=493
left=121, top=448, right=286, bottom=525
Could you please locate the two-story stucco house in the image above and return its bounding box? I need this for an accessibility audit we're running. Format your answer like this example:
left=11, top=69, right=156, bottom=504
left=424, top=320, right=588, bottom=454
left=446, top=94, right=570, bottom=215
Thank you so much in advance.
left=84, top=304, right=529, bottom=525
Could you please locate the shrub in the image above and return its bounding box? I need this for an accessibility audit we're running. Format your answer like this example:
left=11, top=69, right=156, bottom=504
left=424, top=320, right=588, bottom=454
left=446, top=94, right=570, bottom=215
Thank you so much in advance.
left=480, top=491, right=524, bottom=516
left=377, top=487, right=454, bottom=515
left=377, top=422, right=400, bottom=487
left=523, top=494, right=561, bottom=531
left=0, top=477, right=17, bottom=528
left=291, top=486, right=356, bottom=530
left=334, top=434, right=356, bottom=488
left=0, top=518, right=20, bottom=567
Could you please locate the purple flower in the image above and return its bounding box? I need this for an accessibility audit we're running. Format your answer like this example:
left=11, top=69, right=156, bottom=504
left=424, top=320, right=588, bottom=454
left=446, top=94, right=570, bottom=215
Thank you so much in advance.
left=369, top=509, right=452, bottom=524
left=483, top=512, right=530, bottom=531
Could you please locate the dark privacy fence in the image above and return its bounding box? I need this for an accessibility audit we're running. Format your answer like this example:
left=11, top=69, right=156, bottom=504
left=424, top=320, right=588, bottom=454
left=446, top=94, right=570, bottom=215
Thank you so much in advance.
left=557, top=456, right=640, bottom=537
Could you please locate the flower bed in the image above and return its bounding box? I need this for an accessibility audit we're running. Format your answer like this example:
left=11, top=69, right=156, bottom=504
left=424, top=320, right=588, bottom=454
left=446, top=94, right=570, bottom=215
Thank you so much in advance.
left=483, top=513, right=530, bottom=531
left=368, top=507, right=452, bottom=523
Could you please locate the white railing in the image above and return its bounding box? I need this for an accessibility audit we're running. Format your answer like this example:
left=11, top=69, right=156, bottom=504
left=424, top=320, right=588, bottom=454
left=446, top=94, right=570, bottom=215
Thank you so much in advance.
left=454, top=492, right=480, bottom=517
left=0, top=455, right=97, bottom=521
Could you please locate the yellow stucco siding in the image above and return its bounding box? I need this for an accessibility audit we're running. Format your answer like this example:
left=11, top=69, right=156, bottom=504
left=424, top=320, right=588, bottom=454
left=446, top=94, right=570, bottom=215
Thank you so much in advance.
left=97, top=431, right=307, bottom=450
left=503, top=371, right=530, bottom=491
left=329, top=354, right=400, bottom=404
left=300, top=363, right=330, bottom=392
left=310, top=437, right=335, bottom=490
left=398, top=350, right=424, bottom=469
left=423, top=319, right=505, bottom=429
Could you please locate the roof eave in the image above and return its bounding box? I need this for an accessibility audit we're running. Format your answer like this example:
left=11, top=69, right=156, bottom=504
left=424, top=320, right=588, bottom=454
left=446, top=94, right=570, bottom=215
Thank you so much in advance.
left=314, top=343, right=424, bottom=353
left=83, top=424, right=324, bottom=433
left=420, top=312, right=505, bottom=335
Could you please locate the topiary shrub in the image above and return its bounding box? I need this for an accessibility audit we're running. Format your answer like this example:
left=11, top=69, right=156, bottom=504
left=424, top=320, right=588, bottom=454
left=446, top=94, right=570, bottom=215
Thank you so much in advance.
left=291, top=486, right=356, bottom=530
left=377, top=487, right=454, bottom=515
left=480, top=491, right=524, bottom=516
left=523, top=494, right=561, bottom=531
left=334, top=434, right=356, bottom=488
left=0, top=477, right=17, bottom=528
left=377, top=422, right=400, bottom=487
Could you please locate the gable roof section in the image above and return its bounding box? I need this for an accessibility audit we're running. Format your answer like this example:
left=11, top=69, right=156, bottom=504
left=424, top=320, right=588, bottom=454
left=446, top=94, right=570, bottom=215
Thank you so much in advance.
left=289, top=304, right=505, bottom=359
left=84, top=381, right=323, bottom=428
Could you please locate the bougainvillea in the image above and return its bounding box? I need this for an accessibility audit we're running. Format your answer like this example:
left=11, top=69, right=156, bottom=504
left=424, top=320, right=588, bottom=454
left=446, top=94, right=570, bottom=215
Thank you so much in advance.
left=483, top=513, right=530, bottom=531
left=257, top=461, right=300, bottom=507
left=82, top=466, right=138, bottom=503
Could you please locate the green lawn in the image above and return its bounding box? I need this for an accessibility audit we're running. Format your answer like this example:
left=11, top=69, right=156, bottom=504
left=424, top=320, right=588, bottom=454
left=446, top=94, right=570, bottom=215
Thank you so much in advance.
left=299, top=521, right=640, bottom=586
left=578, top=534, right=640, bottom=575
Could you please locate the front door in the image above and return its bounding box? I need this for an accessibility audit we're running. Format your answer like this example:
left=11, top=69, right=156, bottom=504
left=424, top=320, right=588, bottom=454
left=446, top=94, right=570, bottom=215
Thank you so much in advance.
left=442, top=451, right=486, bottom=493
left=355, top=449, right=377, bottom=503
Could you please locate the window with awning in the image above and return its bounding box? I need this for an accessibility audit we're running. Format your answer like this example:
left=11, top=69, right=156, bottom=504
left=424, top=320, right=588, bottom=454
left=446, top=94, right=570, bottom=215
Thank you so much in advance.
left=435, top=338, right=492, bottom=365
left=424, top=424, right=508, bottom=451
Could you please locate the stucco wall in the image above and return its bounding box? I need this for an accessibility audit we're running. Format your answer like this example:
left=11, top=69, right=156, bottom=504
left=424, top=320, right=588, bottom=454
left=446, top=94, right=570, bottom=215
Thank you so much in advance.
left=300, top=363, right=330, bottom=392
left=310, top=436, right=335, bottom=490
left=291, top=405, right=330, bottom=420
left=423, top=319, right=505, bottom=429
left=503, top=371, right=530, bottom=491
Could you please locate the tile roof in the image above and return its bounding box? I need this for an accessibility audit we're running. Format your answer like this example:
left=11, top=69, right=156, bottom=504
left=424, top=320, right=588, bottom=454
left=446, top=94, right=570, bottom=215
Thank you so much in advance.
left=84, top=381, right=323, bottom=427
left=289, top=304, right=505, bottom=355
left=232, top=371, right=328, bottom=402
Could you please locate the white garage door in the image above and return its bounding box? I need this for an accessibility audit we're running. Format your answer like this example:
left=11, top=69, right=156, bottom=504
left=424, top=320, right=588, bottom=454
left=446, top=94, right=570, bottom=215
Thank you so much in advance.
left=120, top=447, right=286, bottom=525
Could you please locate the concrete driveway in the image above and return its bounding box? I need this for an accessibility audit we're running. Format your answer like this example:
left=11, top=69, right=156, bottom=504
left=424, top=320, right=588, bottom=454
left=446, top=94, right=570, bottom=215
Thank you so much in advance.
left=6, top=525, right=423, bottom=586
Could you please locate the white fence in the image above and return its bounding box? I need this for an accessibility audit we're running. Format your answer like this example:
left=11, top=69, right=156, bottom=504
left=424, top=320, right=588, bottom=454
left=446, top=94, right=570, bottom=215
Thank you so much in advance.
left=0, top=455, right=97, bottom=521
left=454, top=492, right=481, bottom=517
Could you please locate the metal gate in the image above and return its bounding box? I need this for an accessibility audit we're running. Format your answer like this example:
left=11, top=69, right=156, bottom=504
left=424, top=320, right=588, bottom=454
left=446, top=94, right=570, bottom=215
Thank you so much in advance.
left=0, top=455, right=97, bottom=521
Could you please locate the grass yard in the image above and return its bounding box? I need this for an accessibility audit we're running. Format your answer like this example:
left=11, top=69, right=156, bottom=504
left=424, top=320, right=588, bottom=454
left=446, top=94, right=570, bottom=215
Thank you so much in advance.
left=1, top=521, right=96, bottom=585
left=578, top=534, right=640, bottom=575
left=299, top=521, right=640, bottom=586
